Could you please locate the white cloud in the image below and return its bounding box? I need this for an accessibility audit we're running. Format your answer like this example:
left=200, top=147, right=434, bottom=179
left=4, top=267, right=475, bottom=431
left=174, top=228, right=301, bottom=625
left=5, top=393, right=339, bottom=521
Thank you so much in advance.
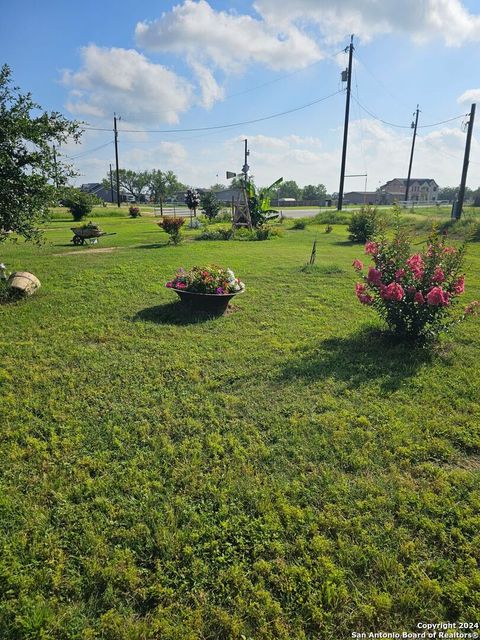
left=188, top=59, right=225, bottom=109
left=135, top=0, right=324, bottom=72
left=458, top=88, right=480, bottom=104
left=62, top=45, right=194, bottom=125
left=254, top=0, right=480, bottom=45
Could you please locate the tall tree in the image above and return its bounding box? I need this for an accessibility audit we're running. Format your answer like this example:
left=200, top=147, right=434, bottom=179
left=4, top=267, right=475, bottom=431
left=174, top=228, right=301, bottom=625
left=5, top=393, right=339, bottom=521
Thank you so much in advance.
left=276, top=180, right=301, bottom=200
left=147, top=169, right=182, bottom=214
left=302, top=184, right=327, bottom=201
left=0, top=64, right=82, bottom=243
left=104, top=169, right=150, bottom=202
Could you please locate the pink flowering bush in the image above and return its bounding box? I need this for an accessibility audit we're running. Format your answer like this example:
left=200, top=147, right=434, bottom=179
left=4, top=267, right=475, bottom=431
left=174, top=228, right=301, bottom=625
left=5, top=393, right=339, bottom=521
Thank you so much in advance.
left=353, top=228, right=478, bottom=341
left=166, top=265, right=245, bottom=295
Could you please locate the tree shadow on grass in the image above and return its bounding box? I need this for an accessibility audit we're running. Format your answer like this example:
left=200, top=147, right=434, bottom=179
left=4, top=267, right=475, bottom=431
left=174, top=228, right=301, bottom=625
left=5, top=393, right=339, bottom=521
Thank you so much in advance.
left=279, top=328, right=439, bottom=392
left=134, top=301, right=225, bottom=325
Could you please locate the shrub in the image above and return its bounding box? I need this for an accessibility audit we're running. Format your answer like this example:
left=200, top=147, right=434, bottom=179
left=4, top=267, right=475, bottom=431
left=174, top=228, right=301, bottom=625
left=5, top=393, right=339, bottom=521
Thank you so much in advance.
left=197, top=228, right=233, bottom=241
left=158, top=216, right=185, bottom=245
left=129, top=206, right=141, bottom=218
left=348, top=205, right=382, bottom=243
left=166, top=265, right=245, bottom=294
left=352, top=228, right=479, bottom=341
left=184, top=188, right=201, bottom=216
left=62, top=188, right=101, bottom=222
left=200, top=192, right=222, bottom=221
left=291, top=219, right=308, bottom=230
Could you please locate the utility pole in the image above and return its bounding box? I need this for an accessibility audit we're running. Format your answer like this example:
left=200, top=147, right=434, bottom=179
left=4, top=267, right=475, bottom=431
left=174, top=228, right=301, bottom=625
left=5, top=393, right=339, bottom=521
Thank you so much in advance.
left=109, top=163, right=114, bottom=204
left=52, top=144, right=58, bottom=189
left=453, top=103, right=476, bottom=220
left=405, top=105, right=420, bottom=204
left=337, top=34, right=354, bottom=211
left=113, top=114, right=121, bottom=208
left=242, top=138, right=250, bottom=186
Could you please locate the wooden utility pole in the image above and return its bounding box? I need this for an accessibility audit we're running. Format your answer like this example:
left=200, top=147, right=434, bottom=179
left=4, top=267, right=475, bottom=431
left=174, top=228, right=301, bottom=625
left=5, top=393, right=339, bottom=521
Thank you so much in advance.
left=114, top=114, right=121, bottom=208
left=405, top=105, right=420, bottom=204
left=453, top=103, right=476, bottom=220
left=337, top=34, right=354, bottom=211
left=109, top=163, right=114, bottom=204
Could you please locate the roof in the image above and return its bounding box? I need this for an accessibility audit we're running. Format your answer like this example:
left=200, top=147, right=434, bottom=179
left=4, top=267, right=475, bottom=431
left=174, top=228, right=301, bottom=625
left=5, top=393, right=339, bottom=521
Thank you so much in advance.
left=388, top=178, right=438, bottom=186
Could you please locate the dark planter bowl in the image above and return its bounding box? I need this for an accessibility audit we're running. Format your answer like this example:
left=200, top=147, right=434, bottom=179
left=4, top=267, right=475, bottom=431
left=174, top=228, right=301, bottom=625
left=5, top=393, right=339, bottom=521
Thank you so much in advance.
left=172, top=288, right=244, bottom=315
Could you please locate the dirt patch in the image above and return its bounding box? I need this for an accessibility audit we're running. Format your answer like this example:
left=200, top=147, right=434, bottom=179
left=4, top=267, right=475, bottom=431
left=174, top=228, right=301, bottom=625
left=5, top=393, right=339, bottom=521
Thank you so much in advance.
left=53, top=247, right=117, bottom=257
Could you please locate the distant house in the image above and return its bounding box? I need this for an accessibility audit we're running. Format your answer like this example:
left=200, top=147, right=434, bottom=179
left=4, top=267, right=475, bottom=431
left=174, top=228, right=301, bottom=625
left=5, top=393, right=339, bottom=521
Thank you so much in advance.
left=343, top=191, right=385, bottom=205
left=214, top=188, right=243, bottom=204
left=379, top=178, right=438, bottom=203
left=80, top=183, right=150, bottom=203
left=80, top=183, right=115, bottom=202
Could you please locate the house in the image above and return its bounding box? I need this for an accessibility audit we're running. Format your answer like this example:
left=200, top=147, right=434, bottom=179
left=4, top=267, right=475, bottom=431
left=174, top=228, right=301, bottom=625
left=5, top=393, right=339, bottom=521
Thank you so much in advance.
left=80, top=183, right=150, bottom=203
left=343, top=191, right=385, bottom=205
left=379, top=178, right=438, bottom=203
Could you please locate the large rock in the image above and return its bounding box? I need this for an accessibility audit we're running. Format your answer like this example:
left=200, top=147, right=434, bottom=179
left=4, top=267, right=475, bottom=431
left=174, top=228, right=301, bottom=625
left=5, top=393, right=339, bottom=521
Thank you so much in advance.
left=8, top=271, right=41, bottom=296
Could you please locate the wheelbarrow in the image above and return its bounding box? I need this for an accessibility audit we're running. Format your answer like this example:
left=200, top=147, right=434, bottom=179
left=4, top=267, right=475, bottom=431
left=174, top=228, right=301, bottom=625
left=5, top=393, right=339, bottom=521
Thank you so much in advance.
left=70, top=225, right=116, bottom=245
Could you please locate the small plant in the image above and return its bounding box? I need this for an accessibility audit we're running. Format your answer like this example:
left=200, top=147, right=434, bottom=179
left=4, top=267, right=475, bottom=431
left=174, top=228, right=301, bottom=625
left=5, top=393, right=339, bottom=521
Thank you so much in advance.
left=166, top=265, right=245, bottom=294
left=184, top=188, right=201, bottom=217
left=325, top=224, right=333, bottom=233
left=292, top=219, right=308, bottom=230
left=62, top=188, right=101, bottom=222
left=197, top=228, right=233, bottom=241
left=129, top=206, right=141, bottom=218
left=348, top=205, right=383, bottom=243
left=158, top=216, right=185, bottom=244
left=352, top=227, right=479, bottom=341
left=200, top=191, right=222, bottom=221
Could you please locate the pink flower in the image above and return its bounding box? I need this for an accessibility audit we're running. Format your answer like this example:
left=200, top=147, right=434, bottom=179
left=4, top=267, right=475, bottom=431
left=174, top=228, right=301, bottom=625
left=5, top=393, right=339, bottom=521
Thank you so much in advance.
left=464, top=300, right=480, bottom=316
left=358, top=293, right=374, bottom=305
left=380, top=282, right=404, bottom=302
left=406, top=254, right=424, bottom=280
left=414, top=291, right=425, bottom=304
left=365, top=241, right=379, bottom=256
left=352, top=259, right=364, bottom=271
left=431, top=266, right=445, bottom=283
left=176, top=282, right=187, bottom=289
left=395, top=268, right=405, bottom=280
left=166, top=281, right=173, bottom=288
left=355, top=282, right=367, bottom=296
left=443, top=246, right=457, bottom=256
left=453, top=276, right=465, bottom=294
left=426, top=286, right=449, bottom=306
left=367, top=267, right=382, bottom=286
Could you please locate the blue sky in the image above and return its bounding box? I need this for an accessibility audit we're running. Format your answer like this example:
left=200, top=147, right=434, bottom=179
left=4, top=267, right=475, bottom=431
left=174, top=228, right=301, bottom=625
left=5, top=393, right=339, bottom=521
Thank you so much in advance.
left=2, top=0, right=480, bottom=193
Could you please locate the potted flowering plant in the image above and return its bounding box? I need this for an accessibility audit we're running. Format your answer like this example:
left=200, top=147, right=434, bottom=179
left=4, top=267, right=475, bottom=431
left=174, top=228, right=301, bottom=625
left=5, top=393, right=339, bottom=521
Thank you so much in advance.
left=166, top=265, right=245, bottom=314
left=353, top=228, right=479, bottom=341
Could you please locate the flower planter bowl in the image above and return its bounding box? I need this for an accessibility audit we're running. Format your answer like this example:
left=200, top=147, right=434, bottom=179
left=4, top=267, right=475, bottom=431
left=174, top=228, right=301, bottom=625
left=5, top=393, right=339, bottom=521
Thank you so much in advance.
left=172, top=288, right=244, bottom=315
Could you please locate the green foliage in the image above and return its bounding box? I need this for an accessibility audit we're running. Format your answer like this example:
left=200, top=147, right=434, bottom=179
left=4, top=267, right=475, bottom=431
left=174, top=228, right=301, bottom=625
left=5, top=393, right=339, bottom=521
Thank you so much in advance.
left=62, top=188, right=101, bottom=221
left=302, top=184, right=328, bottom=201
left=197, top=228, right=234, bottom=241
left=185, top=188, right=201, bottom=213
left=246, top=177, right=282, bottom=228
left=200, top=191, right=222, bottom=221
left=275, top=179, right=301, bottom=201
left=158, top=216, right=185, bottom=244
left=291, top=219, right=308, bottom=230
left=348, top=205, right=383, bottom=243
left=0, top=64, right=82, bottom=243
left=147, top=169, right=181, bottom=205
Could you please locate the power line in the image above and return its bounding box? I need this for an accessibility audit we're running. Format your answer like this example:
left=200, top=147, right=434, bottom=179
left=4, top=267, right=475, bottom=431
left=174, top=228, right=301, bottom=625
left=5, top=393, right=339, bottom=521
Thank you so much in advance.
left=83, top=89, right=344, bottom=134
left=351, top=94, right=467, bottom=130
left=64, top=140, right=113, bottom=159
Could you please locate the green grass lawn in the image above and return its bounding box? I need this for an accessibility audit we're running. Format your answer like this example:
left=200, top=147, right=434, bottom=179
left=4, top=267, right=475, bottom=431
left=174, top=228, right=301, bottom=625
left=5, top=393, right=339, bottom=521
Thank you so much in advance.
left=1, top=217, right=480, bottom=639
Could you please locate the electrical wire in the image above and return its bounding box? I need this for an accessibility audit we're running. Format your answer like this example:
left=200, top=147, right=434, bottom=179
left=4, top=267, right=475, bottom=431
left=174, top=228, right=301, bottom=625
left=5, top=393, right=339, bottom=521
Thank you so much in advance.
left=82, top=88, right=344, bottom=133
left=64, top=140, right=113, bottom=159
left=351, top=94, right=467, bottom=130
